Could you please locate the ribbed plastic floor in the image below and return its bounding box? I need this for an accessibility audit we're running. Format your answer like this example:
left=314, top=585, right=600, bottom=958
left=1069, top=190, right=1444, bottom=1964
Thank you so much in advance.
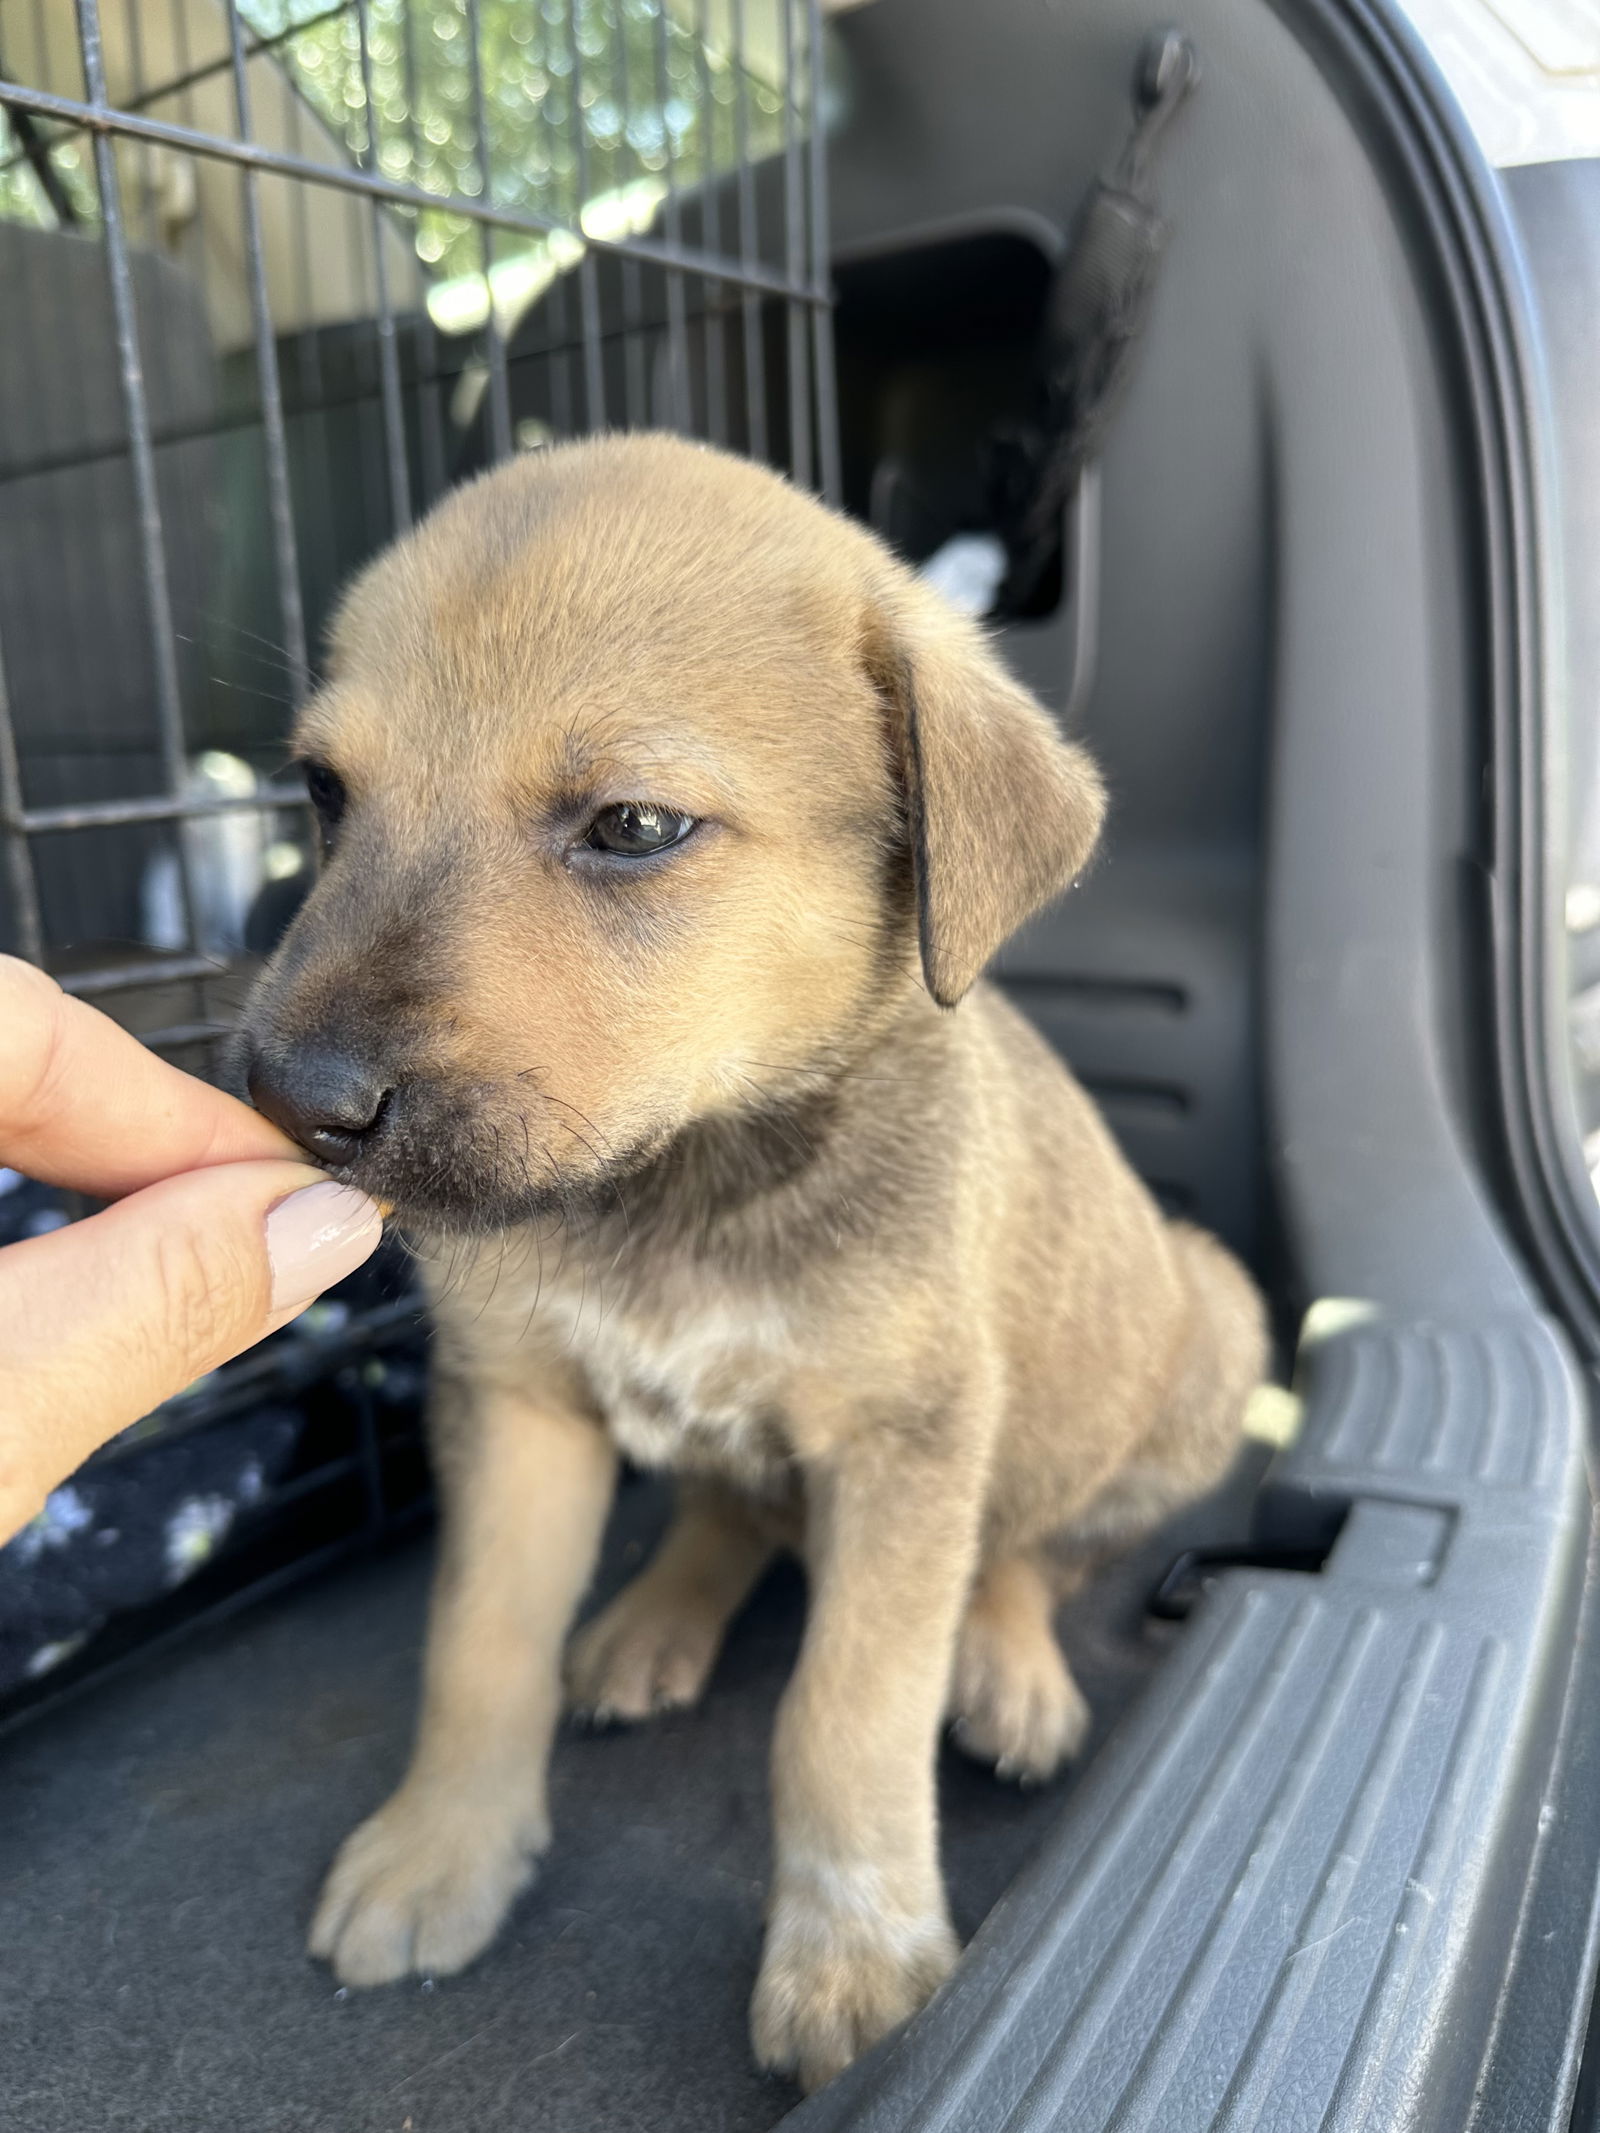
left=0, top=1468, right=1253, bottom=2133
left=790, top=1316, right=1590, bottom=2133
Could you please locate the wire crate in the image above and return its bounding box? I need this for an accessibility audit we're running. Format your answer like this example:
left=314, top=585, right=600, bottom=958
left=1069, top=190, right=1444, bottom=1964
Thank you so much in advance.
left=0, top=0, right=838, bottom=1725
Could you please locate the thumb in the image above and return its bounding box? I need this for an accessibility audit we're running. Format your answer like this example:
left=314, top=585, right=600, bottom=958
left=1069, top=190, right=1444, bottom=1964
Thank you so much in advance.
left=0, top=1161, right=383, bottom=1542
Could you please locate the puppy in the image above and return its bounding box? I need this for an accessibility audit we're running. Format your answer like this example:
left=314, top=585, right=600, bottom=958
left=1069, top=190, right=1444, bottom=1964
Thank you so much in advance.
left=241, top=433, right=1265, bottom=2091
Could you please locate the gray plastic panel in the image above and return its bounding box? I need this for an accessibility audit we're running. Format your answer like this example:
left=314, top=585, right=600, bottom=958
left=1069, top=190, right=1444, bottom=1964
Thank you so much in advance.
left=999, top=849, right=1259, bottom=1255
left=791, top=1315, right=1589, bottom=2133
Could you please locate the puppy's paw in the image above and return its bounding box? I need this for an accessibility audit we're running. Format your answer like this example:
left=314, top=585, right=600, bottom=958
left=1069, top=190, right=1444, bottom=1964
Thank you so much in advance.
left=948, top=1613, right=1089, bottom=1783
left=565, top=1583, right=726, bottom=1724
left=751, top=1883, right=958, bottom=2092
left=308, top=1786, right=545, bottom=1987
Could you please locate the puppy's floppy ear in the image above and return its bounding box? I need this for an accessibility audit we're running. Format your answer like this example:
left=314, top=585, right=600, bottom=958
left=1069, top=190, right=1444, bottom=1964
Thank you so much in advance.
left=868, top=585, right=1106, bottom=1007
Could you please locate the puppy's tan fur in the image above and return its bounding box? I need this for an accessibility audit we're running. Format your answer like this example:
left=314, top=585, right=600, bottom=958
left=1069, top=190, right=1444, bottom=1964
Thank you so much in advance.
left=243, top=435, right=1265, bottom=2091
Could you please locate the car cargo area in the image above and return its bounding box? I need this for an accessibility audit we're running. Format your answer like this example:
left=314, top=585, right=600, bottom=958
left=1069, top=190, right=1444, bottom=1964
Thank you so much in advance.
left=2, top=1457, right=1270, bottom=2132
left=5, top=0, right=1600, bottom=2128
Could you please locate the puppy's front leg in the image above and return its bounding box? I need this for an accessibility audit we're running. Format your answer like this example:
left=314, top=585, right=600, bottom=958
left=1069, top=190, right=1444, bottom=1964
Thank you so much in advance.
left=310, top=1375, right=616, bottom=1986
left=752, top=1401, right=990, bottom=2091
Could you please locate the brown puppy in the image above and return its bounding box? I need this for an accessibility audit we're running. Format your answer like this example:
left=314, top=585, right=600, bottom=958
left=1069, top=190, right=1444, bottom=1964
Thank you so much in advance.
left=241, top=433, right=1266, bottom=2091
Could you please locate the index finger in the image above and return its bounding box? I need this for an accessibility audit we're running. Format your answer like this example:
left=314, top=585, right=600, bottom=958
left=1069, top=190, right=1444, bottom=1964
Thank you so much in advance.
left=0, top=955, right=303, bottom=1198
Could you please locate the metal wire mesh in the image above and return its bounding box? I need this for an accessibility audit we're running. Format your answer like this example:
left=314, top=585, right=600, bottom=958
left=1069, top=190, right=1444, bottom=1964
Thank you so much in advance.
left=0, top=0, right=837, bottom=1717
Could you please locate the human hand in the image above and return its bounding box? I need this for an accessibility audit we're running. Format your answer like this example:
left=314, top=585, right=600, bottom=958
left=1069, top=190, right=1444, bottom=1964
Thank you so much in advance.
left=0, top=956, right=382, bottom=1544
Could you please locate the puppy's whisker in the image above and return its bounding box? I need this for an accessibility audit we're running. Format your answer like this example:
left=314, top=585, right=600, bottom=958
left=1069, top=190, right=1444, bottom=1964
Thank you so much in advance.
left=191, top=611, right=304, bottom=669
left=470, top=1126, right=513, bottom=1322
left=518, top=1225, right=546, bottom=1347
left=552, top=1118, right=633, bottom=1256
left=198, top=672, right=294, bottom=708
left=537, top=1090, right=621, bottom=1162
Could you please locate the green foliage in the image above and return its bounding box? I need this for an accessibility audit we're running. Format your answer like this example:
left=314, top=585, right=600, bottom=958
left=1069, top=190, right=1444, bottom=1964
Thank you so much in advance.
left=0, top=1, right=791, bottom=288
left=237, top=0, right=789, bottom=282
left=0, top=109, right=98, bottom=232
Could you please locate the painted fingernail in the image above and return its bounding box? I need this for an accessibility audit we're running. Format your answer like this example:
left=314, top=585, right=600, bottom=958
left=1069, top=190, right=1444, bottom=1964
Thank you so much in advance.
left=266, top=1180, right=383, bottom=1313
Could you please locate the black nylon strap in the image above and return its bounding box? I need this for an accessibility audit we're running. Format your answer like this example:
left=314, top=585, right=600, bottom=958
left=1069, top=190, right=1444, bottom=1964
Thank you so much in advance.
left=992, top=29, right=1197, bottom=616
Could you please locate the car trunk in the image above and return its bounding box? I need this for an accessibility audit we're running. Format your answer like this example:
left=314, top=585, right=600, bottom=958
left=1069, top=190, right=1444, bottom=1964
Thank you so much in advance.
left=4, top=0, right=1600, bottom=2127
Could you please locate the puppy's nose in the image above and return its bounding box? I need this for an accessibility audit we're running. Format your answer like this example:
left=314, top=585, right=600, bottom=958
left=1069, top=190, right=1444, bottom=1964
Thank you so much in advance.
left=247, top=1043, right=392, bottom=1166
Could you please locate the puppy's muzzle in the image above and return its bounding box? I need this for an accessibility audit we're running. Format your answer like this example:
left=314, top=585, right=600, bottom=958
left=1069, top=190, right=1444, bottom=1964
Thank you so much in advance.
left=246, top=1038, right=393, bottom=1167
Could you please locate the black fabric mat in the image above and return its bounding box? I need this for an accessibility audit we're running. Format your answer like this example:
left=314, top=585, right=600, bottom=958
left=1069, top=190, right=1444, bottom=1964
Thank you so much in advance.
left=0, top=1465, right=1256, bottom=2133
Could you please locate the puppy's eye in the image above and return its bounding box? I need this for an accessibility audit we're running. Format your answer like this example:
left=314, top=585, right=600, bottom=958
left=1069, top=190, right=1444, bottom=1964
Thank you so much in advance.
left=302, top=760, right=346, bottom=835
left=583, top=802, right=696, bottom=857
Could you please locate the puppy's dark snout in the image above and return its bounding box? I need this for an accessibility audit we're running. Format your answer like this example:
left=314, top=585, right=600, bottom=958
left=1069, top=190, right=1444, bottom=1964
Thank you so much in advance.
left=247, top=1041, right=392, bottom=1166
